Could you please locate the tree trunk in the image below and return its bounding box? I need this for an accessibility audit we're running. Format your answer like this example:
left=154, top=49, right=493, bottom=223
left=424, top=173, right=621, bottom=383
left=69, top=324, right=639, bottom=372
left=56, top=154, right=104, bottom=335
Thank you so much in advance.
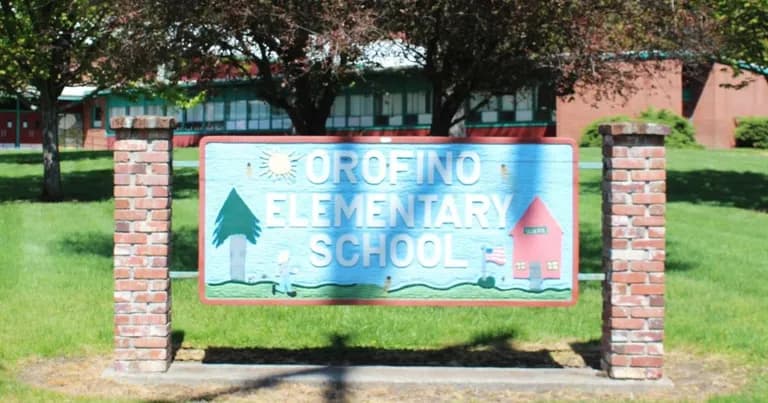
left=39, top=86, right=63, bottom=201
left=289, top=109, right=328, bottom=135
left=229, top=234, right=247, bottom=282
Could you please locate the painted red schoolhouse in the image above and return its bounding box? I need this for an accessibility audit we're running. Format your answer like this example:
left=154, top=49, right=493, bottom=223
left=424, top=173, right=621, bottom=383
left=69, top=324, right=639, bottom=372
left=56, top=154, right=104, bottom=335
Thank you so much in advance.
left=511, top=197, right=563, bottom=281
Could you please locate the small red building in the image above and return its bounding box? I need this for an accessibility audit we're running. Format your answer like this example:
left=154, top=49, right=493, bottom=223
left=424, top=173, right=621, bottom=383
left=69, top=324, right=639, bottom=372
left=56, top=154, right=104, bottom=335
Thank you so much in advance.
left=511, top=197, right=563, bottom=280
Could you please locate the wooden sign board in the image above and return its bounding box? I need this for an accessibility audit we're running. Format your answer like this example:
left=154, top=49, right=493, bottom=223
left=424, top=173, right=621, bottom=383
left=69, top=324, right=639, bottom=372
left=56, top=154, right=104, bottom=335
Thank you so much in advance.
left=199, top=136, right=578, bottom=306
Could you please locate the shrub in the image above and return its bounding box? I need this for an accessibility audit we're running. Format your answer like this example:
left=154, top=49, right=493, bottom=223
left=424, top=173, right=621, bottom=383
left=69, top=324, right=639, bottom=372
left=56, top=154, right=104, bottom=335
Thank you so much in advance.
left=735, top=117, right=768, bottom=149
left=638, top=108, right=700, bottom=149
left=579, top=115, right=633, bottom=147
left=580, top=108, right=700, bottom=149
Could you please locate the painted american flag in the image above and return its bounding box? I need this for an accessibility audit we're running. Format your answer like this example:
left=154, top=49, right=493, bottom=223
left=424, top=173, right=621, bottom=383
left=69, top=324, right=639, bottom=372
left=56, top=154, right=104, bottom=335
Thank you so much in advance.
left=484, top=246, right=506, bottom=265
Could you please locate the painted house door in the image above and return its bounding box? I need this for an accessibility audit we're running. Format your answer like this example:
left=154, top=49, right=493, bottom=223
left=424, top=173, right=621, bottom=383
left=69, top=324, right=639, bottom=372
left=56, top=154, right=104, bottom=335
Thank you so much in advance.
left=529, top=262, right=542, bottom=290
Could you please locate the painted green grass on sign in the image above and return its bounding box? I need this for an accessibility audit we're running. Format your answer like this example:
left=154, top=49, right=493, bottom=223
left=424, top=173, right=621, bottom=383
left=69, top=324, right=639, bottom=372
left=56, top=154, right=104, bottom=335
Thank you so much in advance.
left=205, top=282, right=571, bottom=300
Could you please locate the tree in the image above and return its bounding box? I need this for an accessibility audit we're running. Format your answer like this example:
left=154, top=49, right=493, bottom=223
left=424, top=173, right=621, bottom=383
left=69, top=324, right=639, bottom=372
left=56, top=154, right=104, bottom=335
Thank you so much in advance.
left=213, top=188, right=262, bottom=282
left=380, top=0, right=722, bottom=136
left=712, top=0, right=768, bottom=67
left=145, top=0, right=381, bottom=135
left=0, top=0, right=157, bottom=200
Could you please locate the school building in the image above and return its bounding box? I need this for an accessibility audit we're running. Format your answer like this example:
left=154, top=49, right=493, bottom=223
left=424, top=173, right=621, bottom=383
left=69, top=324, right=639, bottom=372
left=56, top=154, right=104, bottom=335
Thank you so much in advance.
left=1, top=61, right=766, bottom=150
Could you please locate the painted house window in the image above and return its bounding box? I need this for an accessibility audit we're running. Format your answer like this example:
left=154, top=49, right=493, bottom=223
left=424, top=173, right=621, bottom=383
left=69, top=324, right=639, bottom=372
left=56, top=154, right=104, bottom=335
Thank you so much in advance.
left=547, top=261, right=559, bottom=271
left=348, top=94, right=374, bottom=127
left=227, top=100, right=247, bottom=130
left=515, top=262, right=527, bottom=271
left=92, top=106, right=103, bottom=128
left=328, top=96, right=346, bottom=128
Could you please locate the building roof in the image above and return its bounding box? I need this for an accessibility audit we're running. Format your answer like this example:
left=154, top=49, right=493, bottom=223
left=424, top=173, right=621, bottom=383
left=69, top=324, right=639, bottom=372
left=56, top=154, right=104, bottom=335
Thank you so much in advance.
left=59, top=86, right=98, bottom=101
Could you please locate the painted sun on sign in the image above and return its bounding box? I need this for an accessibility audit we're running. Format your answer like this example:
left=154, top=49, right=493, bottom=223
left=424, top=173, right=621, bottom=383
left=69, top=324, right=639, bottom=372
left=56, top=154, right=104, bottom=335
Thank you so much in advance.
left=259, top=151, right=301, bottom=182
left=259, top=150, right=300, bottom=182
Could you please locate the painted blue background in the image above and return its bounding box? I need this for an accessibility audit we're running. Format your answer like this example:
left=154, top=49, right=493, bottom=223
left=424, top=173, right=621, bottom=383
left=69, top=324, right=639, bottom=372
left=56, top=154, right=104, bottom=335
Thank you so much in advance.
left=203, top=141, right=575, bottom=292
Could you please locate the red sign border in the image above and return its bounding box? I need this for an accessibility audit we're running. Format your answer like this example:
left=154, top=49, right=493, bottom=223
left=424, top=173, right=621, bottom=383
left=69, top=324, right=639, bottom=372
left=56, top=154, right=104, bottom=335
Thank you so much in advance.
left=198, top=136, right=579, bottom=307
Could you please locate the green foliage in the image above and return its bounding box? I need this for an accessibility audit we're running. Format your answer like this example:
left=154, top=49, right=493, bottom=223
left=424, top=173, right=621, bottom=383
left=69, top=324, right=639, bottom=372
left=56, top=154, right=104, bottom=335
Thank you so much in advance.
left=638, top=108, right=699, bottom=149
left=212, top=188, right=261, bottom=247
left=714, top=0, right=768, bottom=67
left=579, top=115, right=633, bottom=147
left=735, top=117, right=768, bottom=149
left=580, top=108, right=700, bottom=148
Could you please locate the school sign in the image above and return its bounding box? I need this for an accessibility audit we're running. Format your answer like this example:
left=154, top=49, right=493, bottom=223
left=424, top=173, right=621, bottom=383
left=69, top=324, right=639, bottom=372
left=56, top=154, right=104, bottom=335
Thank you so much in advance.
left=199, top=137, right=578, bottom=306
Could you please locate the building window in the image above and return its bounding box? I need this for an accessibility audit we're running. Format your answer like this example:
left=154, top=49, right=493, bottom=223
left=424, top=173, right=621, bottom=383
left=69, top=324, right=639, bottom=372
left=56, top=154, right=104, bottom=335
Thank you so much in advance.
left=92, top=106, right=103, bottom=128
left=227, top=100, right=247, bottom=130
left=204, top=102, right=225, bottom=130
left=515, top=262, right=527, bottom=271
left=469, top=94, right=499, bottom=123
left=406, top=91, right=428, bottom=114
left=109, top=106, right=126, bottom=120
left=22, top=121, right=28, bottom=129
left=248, top=100, right=271, bottom=130
left=128, top=105, right=144, bottom=116
left=271, top=106, right=291, bottom=130
left=167, top=106, right=184, bottom=127
left=6, top=121, right=12, bottom=128
left=146, top=104, right=164, bottom=116
left=375, top=92, right=403, bottom=126
left=328, top=96, right=346, bottom=128
left=348, top=94, right=374, bottom=127
left=405, top=91, right=430, bottom=125
left=515, top=87, right=534, bottom=121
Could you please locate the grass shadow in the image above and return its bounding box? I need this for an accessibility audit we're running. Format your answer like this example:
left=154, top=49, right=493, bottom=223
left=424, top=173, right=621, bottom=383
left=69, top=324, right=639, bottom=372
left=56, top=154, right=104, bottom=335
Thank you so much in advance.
left=0, top=168, right=198, bottom=203
left=171, top=227, right=198, bottom=271
left=54, top=227, right=198, bottom=271
left=667, top=170, right=768, bottom=212
left=55, top=231, right=113, bottom=259
left=174, top=330, right=561, bottom=403
left=0, top=150, right=112, bottom=165
left=197, top=330, right=559, bottom=368
left=579, top=225, right=602, bottom=274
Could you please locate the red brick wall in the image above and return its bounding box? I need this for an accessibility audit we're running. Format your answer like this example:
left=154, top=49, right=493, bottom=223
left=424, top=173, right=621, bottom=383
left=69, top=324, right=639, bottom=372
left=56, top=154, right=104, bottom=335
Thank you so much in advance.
left=112, top=116, right=174, bottom=373
left=600, top=122, right=668, bottom=380
left=556, top=60, right=682, bottom=144
left=690, top=63, right=768, bottom=149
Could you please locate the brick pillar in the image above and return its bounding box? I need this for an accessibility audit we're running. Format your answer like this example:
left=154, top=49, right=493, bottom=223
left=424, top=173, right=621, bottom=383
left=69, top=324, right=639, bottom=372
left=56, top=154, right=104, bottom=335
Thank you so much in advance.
left=600, top=122, right=669, bottom=380
left=112, top=116, right=175, bottom=372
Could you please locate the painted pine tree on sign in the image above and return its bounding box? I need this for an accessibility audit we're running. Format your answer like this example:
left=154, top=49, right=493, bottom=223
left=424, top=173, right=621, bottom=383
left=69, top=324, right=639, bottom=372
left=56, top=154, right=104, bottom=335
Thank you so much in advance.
left=213, top=188, right=261, bottom=282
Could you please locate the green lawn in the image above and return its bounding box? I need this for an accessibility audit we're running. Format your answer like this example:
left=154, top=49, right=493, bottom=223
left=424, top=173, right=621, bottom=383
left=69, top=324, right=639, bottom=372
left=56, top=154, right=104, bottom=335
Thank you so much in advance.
left=0, top=146, right=767, bottom=401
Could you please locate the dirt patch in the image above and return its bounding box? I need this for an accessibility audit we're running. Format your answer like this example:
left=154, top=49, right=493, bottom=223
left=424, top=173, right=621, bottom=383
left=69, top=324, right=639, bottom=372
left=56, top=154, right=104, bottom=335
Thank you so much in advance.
left=17, top=343, right=751, bottom=402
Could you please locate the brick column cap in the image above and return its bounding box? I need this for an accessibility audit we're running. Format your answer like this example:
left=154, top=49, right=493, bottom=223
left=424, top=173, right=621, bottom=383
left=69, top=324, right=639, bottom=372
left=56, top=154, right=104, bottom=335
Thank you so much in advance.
left=110, top=116, right=176, bottom=130
left=599, top=122, right=670, bottom=137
